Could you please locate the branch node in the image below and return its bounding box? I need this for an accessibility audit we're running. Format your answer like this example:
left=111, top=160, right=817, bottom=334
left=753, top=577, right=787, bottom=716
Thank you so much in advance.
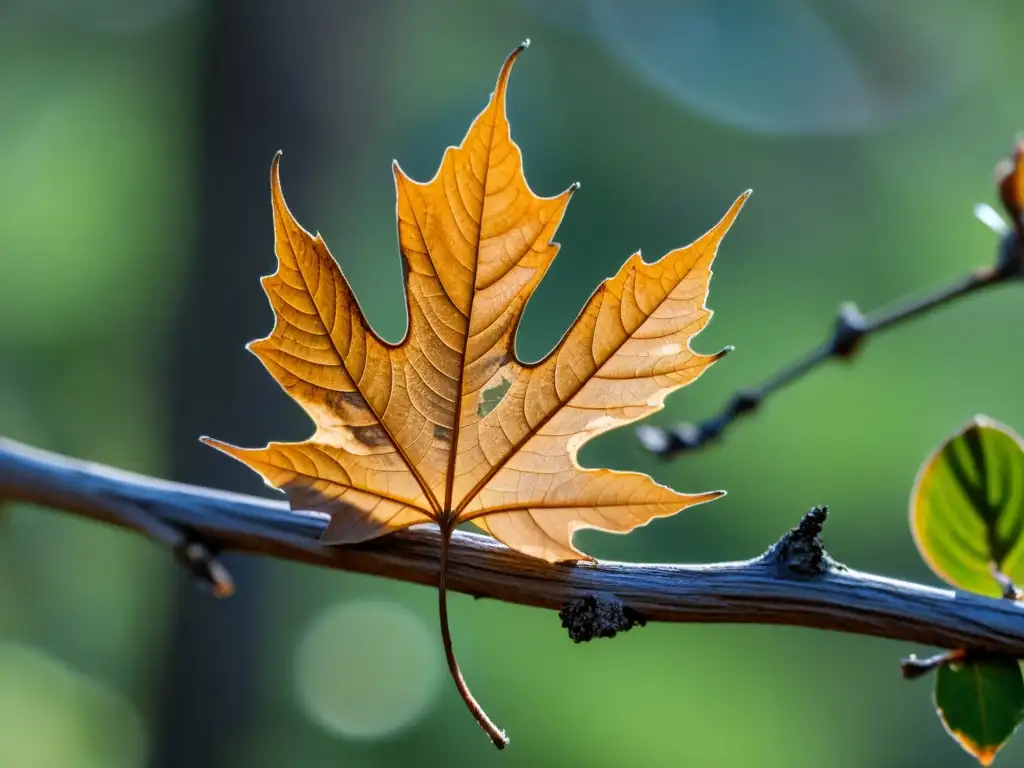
left=829, top=302, right=867, bottom=359
left=174, top=539, right=235, bottom=599
left=559, top=594, right=647, bottom=643
left=728, top=389, right=762, bottom=417
left=763, top=505, right=842, bottom=576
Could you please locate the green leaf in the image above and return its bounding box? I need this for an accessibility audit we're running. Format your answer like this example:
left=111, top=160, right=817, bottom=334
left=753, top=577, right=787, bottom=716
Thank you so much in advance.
left=911, top=416, right=1024, bottom=597
left=935, top=657, right=1024, bottom=766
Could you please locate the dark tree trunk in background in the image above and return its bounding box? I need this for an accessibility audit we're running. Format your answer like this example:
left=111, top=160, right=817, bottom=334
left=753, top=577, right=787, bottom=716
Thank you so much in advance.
left=153, top=2, right=387, bottom=765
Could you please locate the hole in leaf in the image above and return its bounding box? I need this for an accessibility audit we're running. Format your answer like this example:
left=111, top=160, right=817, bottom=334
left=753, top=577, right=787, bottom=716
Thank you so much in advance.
left=478, top=377, right=511, bottom=418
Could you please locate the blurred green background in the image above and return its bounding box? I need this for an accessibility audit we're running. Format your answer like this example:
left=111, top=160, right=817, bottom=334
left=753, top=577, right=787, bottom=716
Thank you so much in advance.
left=1, top=1, right=1022, bottom=766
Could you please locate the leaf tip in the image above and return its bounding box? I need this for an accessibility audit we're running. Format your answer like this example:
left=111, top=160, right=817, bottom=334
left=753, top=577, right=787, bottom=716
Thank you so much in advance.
left=710, top=190, right=751, bottom=238
left=269, top=152, right=288, bottom=210
left=245, top=337, right=270, bottom=358
left=198, top=436, right=242, bottom=461
left=495, top=39, right=529, bottom=96
left=947, top=729, right=1001, bottom=767
left=679, top=488, right=727, bottom=510
left=392, top=159, right=414, bottom=189
left=198, top=435, right=228, bottom=455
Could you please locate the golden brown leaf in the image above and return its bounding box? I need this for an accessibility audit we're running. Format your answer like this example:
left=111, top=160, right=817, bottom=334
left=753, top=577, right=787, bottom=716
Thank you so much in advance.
left=202, top=40, right=747, bottom=747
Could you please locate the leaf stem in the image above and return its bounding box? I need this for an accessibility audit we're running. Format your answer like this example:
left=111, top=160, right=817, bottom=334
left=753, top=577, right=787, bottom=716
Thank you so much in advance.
left=438, top=522, right=508, bottom=749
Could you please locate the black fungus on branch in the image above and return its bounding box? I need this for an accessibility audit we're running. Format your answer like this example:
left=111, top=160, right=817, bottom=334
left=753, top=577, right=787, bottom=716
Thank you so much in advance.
left=559, top=594, right=647, bottom=643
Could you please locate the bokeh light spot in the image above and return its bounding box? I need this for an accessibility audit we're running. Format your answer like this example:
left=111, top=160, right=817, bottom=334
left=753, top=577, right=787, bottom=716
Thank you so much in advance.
left=294, top=600, right=442, bottom=741
left=521, top=0, right=990, bottom=135
left=0, top=643, right=148, bottom=768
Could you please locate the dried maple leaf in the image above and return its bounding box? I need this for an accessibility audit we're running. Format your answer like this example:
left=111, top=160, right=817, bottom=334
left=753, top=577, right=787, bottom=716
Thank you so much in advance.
left=203, top=40, right=747, bottom=747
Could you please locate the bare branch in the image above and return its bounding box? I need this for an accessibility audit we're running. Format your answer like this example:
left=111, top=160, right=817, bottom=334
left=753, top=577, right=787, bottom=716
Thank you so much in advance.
left=639, top=229, right=1023, bottom=458
left=3, top=436, right=1024, bottom=656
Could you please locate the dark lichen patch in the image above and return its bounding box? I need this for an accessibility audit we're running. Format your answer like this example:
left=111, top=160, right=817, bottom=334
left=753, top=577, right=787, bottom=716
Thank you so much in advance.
left=328, top=390, right=371, bottom=416
left=350, top=424, right=389, bottom=448
left=559, top=594, right=647, bottom=643
left=337, top=390, right=369, bottom=407
left=478, top=376, right=512, bottom=418
left=434, top=424, right=453, bottom=442
left=763, top=505, right=845, bottom=576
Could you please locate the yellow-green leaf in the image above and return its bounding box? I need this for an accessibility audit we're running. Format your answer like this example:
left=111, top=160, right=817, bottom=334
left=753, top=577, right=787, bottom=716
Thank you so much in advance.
left=911, top=416, right=1024, bottom=597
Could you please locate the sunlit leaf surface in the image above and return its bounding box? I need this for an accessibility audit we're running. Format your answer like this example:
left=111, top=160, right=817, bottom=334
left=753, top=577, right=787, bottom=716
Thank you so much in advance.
left=911, top=416, right=1024, bottom=597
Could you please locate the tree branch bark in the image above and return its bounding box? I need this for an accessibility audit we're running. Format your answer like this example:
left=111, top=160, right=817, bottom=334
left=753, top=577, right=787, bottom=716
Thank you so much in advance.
left=3, top=436, right=1024, bottom=656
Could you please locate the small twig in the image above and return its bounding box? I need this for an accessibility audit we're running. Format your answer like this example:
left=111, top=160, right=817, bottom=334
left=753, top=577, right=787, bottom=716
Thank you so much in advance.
left=901, top=649, right=968, bottom=680
left=640, top=151, right=1024, bottom=457
left=103, top=496, right=234, bottom=598
left=66, top=485, right=234, bottom=598
left=639, top=263, right=1016, bottom=456
left=175, top=540, right=235, bottom=599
